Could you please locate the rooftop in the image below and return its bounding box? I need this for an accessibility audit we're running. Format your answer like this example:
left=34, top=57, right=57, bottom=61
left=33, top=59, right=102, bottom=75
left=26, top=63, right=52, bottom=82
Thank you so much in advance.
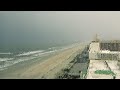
left=87, top=60, right=120, bottom=79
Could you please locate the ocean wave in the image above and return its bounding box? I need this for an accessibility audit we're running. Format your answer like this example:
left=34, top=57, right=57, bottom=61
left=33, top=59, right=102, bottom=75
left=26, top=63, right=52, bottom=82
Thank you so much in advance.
left=0, top=52, right=12, bottom=55
left=0, top=49, right=58, bottom=70
left=0, top=45, right=74, bottom=71
left=16, top=50, right=45, bottom=56
left=33, top=50, right=57, bottom=57
left=0, top=57, right=36, bottom=70
left=0, top=58, right=14, bottom=61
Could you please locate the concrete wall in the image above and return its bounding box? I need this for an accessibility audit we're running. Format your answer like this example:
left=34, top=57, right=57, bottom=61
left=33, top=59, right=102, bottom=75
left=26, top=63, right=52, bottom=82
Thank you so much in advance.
left=89, top=52, right=98, bottom=60
left=89, top=42, right=100, bottom=60
left=89, top=42, right=100, bottom=53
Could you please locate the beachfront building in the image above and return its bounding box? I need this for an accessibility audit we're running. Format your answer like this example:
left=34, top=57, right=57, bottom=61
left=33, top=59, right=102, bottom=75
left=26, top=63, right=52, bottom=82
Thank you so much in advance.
left=89, top=35, right=120, bottom=60
left=87, top=36, right=120, bottom=79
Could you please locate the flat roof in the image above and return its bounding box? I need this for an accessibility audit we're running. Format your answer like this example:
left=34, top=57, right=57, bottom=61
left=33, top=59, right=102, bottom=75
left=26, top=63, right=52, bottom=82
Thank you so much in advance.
left=86, top=60, right=120, bottom=79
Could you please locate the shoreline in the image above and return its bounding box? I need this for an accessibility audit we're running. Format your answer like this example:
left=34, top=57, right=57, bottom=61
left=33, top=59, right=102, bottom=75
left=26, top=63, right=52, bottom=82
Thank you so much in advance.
left=0, top=43, right=86, bottom=79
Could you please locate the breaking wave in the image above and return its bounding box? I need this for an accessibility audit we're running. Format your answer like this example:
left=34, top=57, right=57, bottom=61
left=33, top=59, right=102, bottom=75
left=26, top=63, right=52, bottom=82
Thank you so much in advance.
left=0, top=47, right=63, bottom=71
left=0, top=43, right=78, bottom=71
left=16, top=50, right=45, bottom=56
left=0, top=58, right=14, bottom=61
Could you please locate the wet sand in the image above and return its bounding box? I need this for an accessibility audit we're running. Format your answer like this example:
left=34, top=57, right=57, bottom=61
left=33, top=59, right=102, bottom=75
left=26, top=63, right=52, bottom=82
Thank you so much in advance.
left=0, top=43, right=86, bottom=79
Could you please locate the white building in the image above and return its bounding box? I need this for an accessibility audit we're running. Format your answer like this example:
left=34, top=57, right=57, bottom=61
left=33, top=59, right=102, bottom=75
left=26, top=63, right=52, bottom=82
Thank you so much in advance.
left=89, top=41, right=120, bottom=60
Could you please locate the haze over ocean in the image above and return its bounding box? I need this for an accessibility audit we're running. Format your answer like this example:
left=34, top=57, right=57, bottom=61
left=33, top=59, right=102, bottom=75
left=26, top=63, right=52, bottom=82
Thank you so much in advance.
left=1, top=11, right=120, bottom=52
left=1, top=11, right=120, bottom=71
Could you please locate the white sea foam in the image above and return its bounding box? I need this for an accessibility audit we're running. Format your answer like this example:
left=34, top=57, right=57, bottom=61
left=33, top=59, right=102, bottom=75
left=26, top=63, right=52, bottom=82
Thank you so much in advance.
left=16, top=50, right=44, bottom=56
left=0, top=58, right=14, bottom=61
left=33, top=50, right=58, bottom=57
left=0, top=44, right=78, bottom=71
left=0, top=57, right=36, bottom=70
left=0, top=49, right=57, bottom=70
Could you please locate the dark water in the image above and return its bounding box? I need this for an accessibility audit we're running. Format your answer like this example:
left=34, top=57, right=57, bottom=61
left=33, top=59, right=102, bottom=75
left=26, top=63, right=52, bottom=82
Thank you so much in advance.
left=0, top=41, right=77, bottom=56
left=0, top=42, right=78, bottom=70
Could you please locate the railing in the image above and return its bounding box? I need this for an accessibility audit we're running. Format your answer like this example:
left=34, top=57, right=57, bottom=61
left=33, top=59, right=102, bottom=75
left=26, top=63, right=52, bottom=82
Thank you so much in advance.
left=97, top=53, right=119, bottom=60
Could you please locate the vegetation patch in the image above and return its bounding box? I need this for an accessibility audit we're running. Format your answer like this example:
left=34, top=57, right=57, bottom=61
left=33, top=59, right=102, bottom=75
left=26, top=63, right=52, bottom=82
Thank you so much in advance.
left=94, top=70, right=115, bottom=75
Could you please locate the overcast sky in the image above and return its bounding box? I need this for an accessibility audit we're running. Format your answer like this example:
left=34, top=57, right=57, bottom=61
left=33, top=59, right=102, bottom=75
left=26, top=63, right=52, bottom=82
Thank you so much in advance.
left=1, top=11, right=120, bottom=47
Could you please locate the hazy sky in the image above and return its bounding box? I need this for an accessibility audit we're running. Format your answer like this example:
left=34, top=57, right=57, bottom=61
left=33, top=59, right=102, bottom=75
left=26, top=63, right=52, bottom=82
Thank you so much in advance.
left=1, top=11, right=120, bottom=48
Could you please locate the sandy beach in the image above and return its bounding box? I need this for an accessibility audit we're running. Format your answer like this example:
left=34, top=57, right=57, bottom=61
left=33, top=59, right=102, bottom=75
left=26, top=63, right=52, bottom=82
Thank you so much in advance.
left=0, top=43, right=86, bottom=79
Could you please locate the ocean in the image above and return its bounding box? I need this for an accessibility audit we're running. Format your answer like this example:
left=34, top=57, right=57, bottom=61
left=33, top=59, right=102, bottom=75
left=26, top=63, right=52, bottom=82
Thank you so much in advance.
left=0, top=43, right=79, bottom=71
